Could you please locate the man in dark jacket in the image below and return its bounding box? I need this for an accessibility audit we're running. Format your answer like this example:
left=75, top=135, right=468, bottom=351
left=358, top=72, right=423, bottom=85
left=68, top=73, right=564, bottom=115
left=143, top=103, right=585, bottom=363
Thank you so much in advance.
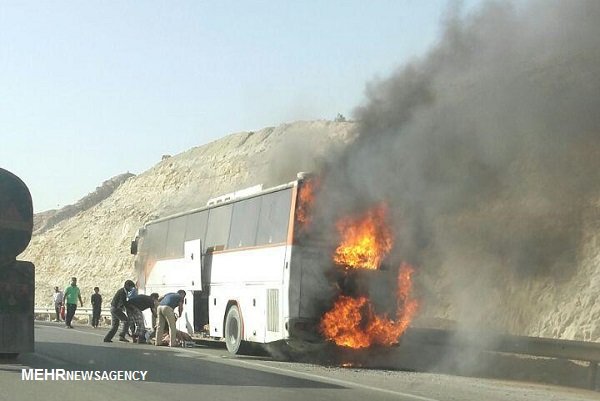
left=90, top=287, right=102, bottom=328
left=103, top=280, right=135, bottom=343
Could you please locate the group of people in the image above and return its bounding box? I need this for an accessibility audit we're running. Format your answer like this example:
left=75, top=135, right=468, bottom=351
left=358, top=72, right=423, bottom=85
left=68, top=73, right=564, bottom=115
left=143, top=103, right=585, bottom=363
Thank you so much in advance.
left=52, top=278, right=187, bottom=347
left=52, top=278, right=116, bottom=328
left=103, top=280, right=186, bottom=347
left=52, top=277, right=88, bottom=329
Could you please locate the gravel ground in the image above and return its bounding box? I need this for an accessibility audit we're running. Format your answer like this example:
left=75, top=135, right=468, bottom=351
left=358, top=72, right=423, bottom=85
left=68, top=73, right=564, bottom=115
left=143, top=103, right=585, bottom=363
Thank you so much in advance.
left=254, top=359, right=600, bottom=401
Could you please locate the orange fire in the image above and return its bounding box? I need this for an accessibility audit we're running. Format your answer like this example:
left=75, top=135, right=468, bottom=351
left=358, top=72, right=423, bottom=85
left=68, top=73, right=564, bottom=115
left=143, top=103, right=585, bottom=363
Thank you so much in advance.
left=333, top=203, right=393, bottom=270
left=321, top=202, right=418, bottom=349
left=320, top=263, right=418, bottom=348
left=296, top=178, right=319, bottom=230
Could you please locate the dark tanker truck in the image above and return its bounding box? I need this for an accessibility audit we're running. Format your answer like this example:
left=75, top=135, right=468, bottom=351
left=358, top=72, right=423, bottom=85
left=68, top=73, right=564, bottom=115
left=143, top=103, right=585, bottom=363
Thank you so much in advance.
left=0, top=167, right=34, bottom=358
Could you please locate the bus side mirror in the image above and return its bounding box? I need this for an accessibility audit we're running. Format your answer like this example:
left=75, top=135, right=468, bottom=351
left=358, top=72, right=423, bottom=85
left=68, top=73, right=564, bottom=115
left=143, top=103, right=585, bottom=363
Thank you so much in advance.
left=130, top=239, right=138, bottom=255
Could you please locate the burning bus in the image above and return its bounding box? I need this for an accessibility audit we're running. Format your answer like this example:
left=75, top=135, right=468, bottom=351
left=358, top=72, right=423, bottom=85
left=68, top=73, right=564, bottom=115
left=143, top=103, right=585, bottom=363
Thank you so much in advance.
left=131, top=173, right=417, bottom=354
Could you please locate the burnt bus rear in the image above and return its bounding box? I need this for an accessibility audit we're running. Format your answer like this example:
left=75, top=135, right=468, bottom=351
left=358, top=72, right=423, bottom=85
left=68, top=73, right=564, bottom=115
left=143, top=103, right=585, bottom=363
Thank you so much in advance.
left=286, top=175, right=334, bottom=346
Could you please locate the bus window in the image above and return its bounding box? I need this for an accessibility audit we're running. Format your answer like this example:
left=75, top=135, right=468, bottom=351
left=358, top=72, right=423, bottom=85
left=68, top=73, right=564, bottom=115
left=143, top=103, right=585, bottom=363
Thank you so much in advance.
left=165, top=216, right=186, bottom=259
left=145, top=221, right=168, bottom=260
left=184, top=210, right=208, bottom=244
left=205, top=204, right=233, bottom=251
left=256, top=189, right=292, bottom=245
left=228, top=197, right=261, bottom=248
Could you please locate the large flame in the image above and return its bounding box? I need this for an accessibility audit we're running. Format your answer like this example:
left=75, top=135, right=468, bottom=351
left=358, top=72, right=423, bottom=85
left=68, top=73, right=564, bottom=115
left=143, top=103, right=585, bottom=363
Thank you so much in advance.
left=320, top=263, right=418, bottom=348
left=321, top=202, right=418, bottom=349
left=333, top=203, right=393, bottom=270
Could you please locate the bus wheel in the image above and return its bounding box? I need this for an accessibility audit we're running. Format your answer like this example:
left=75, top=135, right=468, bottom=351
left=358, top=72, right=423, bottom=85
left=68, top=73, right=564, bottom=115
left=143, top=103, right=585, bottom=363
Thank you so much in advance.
left=225, top=305, right=243, bottom=354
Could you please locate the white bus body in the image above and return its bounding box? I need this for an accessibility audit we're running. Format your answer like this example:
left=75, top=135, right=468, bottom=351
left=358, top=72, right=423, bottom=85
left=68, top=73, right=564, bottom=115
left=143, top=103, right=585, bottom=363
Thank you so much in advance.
left=132, top=177, right=331, bottom=353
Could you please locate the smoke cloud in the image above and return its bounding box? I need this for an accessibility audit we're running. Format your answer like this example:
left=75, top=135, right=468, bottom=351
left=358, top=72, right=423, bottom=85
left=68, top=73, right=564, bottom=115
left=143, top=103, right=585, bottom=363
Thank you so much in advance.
left=315, top=0, right=600, bottom=330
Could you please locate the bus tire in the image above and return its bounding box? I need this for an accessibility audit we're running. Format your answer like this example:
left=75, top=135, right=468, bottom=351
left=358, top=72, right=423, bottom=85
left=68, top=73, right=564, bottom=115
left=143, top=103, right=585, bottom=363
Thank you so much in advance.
left=224, top=305, right=244, bottom=354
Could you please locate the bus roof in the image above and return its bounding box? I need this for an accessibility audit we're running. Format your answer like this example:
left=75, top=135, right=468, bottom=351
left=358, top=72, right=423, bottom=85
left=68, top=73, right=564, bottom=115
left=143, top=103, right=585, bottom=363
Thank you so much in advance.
left=143, top=179, right=299, bottom=228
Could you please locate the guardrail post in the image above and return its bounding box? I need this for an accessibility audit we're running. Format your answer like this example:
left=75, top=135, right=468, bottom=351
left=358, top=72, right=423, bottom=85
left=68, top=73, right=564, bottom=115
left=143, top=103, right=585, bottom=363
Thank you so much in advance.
left=589, top=361, right=598, bottom=390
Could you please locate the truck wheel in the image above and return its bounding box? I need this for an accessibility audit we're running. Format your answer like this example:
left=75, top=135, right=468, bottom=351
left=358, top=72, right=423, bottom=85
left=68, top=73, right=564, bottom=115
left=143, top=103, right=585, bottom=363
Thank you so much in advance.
left=224, top=305, right=243, bottom=354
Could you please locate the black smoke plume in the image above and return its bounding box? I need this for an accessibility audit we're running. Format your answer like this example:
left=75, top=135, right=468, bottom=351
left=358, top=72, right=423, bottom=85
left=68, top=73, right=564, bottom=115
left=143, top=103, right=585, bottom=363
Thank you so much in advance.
left=315, top=0, right=600, bottom=330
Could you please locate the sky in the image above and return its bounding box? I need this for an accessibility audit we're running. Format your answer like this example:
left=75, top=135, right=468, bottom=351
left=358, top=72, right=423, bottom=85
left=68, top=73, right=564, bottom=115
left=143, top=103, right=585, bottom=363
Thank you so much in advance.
left=1, top=0, right=483, bottom=212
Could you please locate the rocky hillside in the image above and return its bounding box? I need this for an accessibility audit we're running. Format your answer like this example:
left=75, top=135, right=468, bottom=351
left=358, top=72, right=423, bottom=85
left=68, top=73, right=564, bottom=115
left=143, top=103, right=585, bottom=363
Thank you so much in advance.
left=24, top=120, right=355, bottom=309
left=22, top=120, right=600, bottom=342
left=33, top=173, right=135, bottom=234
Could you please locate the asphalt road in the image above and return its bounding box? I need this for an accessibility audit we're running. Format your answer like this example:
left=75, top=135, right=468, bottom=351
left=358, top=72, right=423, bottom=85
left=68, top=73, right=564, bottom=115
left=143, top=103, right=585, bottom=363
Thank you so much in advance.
left=0, top=322, right=597, bottom=401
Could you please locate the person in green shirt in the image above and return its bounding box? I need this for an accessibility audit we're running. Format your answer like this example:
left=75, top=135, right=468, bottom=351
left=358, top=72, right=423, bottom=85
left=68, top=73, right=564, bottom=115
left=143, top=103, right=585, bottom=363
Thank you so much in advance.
left=63, top=277, right=83, bottom=328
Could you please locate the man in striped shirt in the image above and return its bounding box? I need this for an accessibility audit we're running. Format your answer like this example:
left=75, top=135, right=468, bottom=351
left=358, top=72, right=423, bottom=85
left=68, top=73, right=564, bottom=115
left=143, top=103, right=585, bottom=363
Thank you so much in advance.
left=126, top=292, right=159, bottom=344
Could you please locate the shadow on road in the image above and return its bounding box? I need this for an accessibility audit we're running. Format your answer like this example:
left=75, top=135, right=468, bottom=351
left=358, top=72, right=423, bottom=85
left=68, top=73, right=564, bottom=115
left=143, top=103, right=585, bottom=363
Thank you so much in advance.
left=14, top=339, right=344, bottom=389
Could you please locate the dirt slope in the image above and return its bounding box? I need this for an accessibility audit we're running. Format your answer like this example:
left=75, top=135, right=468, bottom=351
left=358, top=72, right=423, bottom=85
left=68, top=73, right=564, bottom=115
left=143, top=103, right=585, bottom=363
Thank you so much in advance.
left=23, top=120, right=355, bottom=309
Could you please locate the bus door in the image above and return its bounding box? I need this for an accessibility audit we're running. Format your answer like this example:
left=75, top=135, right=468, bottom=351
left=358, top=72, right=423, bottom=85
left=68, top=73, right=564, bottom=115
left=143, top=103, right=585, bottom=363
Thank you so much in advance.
left=176, top=239, right=202, bottom=334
